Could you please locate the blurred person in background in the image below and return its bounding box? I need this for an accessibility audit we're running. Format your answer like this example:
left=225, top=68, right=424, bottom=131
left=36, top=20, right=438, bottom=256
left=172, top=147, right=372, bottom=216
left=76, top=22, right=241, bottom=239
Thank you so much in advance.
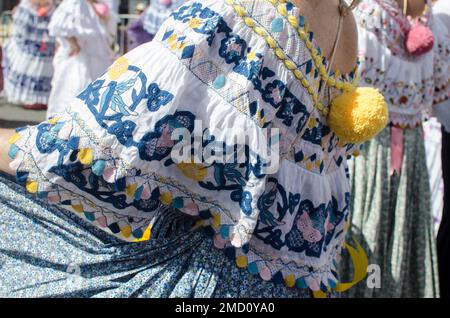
left=103, top=0, right=120, bottom=34
left=143, top=0, right=185, bottom=38
left=433, top=0, right=450, bottom=299
left=2, top=0, right=56, bottom=110
left=0, top=45, right=3, bottom=95
left=46, top=0, right=114, bottom=118
left=339, top=0, right=450, bottom=298
left=127, top=2, right=152, bottom=50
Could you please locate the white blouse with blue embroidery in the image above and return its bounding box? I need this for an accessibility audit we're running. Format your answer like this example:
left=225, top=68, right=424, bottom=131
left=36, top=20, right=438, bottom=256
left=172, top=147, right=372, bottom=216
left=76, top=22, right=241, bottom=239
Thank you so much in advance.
left=9, top=0, right=361, bottom=292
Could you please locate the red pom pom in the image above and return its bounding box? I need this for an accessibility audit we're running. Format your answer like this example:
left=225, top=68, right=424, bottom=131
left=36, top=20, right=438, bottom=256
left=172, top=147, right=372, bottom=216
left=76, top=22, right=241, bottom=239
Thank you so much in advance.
left=404, top=23, right=434, bottom=56
left=37, top=7, right=49, bottom=17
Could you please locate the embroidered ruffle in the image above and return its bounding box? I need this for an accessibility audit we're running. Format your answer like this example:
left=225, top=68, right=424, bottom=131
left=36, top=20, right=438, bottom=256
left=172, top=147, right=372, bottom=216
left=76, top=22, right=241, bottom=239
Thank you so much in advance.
left=9, top=0, right=359, bottom=292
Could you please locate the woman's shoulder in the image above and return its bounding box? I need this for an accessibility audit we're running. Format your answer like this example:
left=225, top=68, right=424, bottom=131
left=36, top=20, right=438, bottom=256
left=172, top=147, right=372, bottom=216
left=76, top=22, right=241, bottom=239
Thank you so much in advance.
left=292, top=0, right=358, bottom=74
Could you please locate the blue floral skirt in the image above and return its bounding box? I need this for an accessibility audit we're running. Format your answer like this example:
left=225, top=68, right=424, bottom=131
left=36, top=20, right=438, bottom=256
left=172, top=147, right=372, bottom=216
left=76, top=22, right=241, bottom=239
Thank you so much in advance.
left=0, top=174, right=311, bottom=298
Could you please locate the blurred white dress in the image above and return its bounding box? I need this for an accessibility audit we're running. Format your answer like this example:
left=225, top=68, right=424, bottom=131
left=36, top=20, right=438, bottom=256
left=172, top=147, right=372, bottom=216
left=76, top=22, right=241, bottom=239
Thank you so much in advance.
left=423, top=1, right=450, bottom=233
left=433, top=0, right=450, bottom=133
left=2, top=0, right=56, bottom=105
left=47, top=0, right=114, bottom=118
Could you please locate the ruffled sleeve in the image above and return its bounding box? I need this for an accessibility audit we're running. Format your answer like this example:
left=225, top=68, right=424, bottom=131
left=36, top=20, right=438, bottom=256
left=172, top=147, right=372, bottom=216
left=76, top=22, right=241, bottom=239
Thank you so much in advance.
left=8, top=112, right=156, bottom=241
left=48, top=0, right=106, bottom=40
left=8, top=42, right=270, bottom=246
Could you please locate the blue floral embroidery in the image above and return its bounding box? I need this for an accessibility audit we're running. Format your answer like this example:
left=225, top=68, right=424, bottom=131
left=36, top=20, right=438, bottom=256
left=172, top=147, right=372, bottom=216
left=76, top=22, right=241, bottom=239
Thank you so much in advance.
left=107, top=120, right=137, bottom=147
left=233, top=50, right=264, bottom=80
left=284, top=200, right=326, bottom=258
left=302, top=122, right=329, bottom=145
left=219, top=35, right=247, bottom=64
left=138, top=111, right=196, bottom=162
left=78, top=80, right=105, bottom=109
left=49, top=162, right=161, bottom=212
left=171, top=2, right=231, bottom=44
left=257, top=178, right=285, bottom=227
left=251, top=177, right=348, bottom=258
left=241, top=191, right=252, bottom=215
left=262, top=80, right=286, bottom=108
left=36, top=123, right=80, bottom=165
left=147, top=83, right=174, bottom=112
left=165, top=2, right=311, bottom=132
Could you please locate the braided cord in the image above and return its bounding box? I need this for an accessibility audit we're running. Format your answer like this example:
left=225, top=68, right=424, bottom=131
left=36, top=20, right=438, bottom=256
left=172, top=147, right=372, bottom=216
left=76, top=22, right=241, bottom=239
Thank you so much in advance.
left=224, top=0, right=329, bottom=116
left=266, top=0, right=357, bottom=92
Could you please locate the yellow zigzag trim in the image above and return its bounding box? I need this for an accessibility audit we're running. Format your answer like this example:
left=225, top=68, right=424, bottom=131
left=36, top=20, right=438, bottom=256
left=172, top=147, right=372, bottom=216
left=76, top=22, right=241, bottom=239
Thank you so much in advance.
left=224, top=0, right=329, bottom=116
left=266, top=0, right=358, bottom=91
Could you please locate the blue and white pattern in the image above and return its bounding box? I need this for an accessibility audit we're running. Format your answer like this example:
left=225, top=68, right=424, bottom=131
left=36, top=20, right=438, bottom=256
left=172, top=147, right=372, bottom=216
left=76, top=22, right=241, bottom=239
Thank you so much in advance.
left=2, top=0, right=55, bottom=105
left=0, top=173, right=313, bottom=298
left=9, top=0, right=359, bottom=293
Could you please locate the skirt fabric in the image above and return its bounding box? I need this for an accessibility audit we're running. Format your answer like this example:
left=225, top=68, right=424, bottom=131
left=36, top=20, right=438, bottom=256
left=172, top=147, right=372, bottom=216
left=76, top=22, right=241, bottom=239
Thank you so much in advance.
left=423, top=119, right=444, bottom=233
left=0, top=173, right=311, bottom=298
left=339, top=127, right=440, bottom=298
left=2, top=40, right=54, bottom=105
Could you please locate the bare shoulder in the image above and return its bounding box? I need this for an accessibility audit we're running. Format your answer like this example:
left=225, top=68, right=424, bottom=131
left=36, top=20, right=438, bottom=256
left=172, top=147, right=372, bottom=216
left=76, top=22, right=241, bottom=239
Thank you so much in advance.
left=338, top=10, right=358, bottom=74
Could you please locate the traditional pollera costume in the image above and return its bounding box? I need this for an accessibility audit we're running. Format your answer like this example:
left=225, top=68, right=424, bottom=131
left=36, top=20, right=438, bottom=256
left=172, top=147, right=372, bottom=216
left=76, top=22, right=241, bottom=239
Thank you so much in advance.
left=46, top=0, right=114, bottom=118
left=339, top=0, right=450, bottom=298
left=2, top=0, right=56, bottom=106
left=0, top=0, right=386, bottom=297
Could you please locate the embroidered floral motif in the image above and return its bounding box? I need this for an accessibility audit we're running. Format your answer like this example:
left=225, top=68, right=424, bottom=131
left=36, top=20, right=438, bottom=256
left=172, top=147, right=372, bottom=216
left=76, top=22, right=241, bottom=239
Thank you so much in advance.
left=177, top=162, right=208, bottom=182
left=108, top=57, right=130, bottom=80
left=147, top=83, right=174, bottom=112
left=78, top=80, right=105, bottom=109
left=219, top=35, right=247, bottom=64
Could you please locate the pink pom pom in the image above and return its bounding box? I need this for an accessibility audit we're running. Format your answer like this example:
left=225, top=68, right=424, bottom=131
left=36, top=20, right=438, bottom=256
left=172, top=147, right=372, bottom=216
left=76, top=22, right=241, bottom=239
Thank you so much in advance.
left=93, top=2, right=110, bottom=17
left=159, top=0, right=173, bottom=6
left=404, top=23, right=434, bottom=56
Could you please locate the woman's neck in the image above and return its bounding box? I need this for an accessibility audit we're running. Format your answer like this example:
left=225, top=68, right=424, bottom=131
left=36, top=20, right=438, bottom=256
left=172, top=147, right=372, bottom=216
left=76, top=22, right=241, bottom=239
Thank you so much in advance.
left=395, top=0, right=426, bottom=18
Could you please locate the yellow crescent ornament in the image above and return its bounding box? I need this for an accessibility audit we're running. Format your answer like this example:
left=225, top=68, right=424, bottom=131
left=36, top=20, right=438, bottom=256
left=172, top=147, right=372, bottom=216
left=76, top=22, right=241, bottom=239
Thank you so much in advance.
left=335, top=237, right=369, bottom=292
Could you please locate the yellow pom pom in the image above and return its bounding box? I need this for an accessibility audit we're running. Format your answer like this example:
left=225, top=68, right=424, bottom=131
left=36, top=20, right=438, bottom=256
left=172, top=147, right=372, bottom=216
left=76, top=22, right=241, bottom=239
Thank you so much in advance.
left=328, top=87, right=388, bottom=144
